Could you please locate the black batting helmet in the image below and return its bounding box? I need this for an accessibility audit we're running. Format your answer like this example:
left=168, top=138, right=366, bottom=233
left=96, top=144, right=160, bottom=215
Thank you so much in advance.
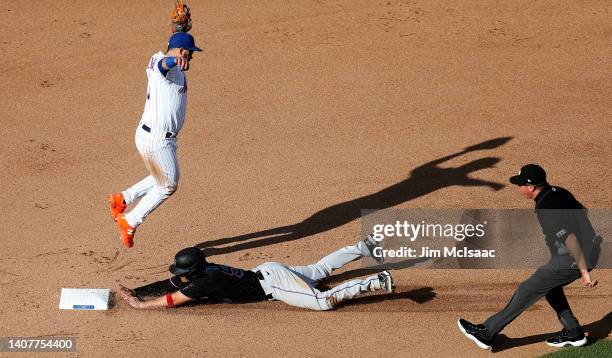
left=169, top=247, right=207, bottom=276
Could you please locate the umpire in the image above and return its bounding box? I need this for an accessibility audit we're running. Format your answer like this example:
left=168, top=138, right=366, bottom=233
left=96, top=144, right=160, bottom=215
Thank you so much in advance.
left=458, top=164, right=601, bottom=350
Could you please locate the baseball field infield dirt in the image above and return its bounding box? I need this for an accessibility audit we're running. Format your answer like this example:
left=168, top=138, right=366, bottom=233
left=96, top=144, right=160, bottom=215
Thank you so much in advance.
left=1, top=1, right=610, bottom=357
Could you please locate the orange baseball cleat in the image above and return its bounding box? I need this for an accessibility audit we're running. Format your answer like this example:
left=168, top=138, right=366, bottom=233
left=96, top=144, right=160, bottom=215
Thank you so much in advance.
left=108, top=193, right=126, bottom=222
left=117, top=214, right=136, bottom=248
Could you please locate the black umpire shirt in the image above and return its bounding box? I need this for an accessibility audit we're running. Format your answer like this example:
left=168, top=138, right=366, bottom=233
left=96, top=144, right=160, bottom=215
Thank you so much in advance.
left=172, top=263, right=268, bottom=303
left=534, top=185, right=595, bottom=258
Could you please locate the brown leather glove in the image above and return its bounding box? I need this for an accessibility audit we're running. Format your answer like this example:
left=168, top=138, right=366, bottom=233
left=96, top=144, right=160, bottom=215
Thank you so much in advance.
left=171, top=0, right=192, bottom=33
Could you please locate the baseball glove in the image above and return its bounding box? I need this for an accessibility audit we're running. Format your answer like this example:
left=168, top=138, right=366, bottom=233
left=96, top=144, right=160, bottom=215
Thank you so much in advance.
left=171, top=0, right=192, bottom=33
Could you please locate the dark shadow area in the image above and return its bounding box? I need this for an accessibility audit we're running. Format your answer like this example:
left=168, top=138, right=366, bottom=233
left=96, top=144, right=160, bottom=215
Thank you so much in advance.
left=584, top=312, right=612, bottom=342
left=325, top=256, right=436, bottom=284
left=198, top=137, right=513, bottom=256
left=492, top=312, right=611, bottom=352
left=134, top=278, right=176, bottom=299
left=107, top=291, right=117, bottom=309
left=133, top=278, right=436, bottom=307
left=338, top=287, right=437, bottom=308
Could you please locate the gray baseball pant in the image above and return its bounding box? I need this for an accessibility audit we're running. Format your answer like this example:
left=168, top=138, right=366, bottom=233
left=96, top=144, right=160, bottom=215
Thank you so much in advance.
left=484, top=255, right=583, bottom=336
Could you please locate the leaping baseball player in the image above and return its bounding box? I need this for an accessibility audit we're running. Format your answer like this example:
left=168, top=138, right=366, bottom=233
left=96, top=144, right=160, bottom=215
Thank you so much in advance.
left=118, top=236, right=394, bottom=310
left=108, top=7, right=201, bottom=248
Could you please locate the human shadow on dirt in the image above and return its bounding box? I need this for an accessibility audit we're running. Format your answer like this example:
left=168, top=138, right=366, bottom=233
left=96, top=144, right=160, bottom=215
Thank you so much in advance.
left=324, top=256, right=436, bottom=285
left=338, top=287, right=437, bottom=309
left=133, top=281, right=436, bottom=307
left=197, top=137, right=513, bottom=256
left=492, top=311, right=611, bottom=352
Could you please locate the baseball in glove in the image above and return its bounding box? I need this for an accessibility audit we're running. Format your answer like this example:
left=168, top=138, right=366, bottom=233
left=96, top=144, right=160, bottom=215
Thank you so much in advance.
left=171, top=0, right=192, bottom=33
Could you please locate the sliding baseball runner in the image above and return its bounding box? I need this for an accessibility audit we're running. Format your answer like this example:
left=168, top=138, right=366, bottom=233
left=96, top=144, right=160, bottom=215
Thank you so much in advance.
left=118, top=236, right=394, bottom=310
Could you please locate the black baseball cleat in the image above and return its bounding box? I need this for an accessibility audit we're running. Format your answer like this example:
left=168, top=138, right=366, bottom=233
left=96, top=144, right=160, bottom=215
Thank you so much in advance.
left=378, top=271, right=395, bottom=293
left=361, top=234, right=384, bottom=264
left=457, top=319, right=493, bottom=350
left=546, top=330, right=587, bottom=348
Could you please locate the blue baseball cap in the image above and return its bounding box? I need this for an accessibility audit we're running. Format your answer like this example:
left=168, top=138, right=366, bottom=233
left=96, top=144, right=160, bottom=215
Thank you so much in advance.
left=168, top=32, right=202, bottom=52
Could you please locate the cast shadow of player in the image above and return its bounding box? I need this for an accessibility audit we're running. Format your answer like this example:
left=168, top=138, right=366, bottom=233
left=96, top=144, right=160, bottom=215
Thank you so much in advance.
left=325, top=255, right=437, bottom=284
left=492, top=311, right=611, bottom=352
left=197, top=137, right=513, bottom=256
left=132, top=278, right=436, bottom=308
left=337, top=287, right=437, bottom=309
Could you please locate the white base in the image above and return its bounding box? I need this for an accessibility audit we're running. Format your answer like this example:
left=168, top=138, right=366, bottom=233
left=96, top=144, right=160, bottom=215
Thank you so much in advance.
left=59, top=288, right=110, bottom=310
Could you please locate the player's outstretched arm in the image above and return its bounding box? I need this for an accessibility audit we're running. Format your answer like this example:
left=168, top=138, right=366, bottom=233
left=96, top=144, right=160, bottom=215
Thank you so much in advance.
left=158, top=56, right=189, bottom=76
left=118, top=284, right=192, bottom=309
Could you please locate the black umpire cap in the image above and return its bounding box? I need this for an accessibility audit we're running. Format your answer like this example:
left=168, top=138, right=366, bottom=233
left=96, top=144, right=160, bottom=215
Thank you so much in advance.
left=509, top=164, right=547, bottom=186
left=169, top=247, right=207, bottom=276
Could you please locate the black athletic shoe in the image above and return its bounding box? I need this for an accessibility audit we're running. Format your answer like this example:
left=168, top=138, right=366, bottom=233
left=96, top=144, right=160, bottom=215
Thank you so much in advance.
left=361, top=234, right=384, bottom=264
left=457, top=319, right=493, bottom=350
left=546, top=330, right=587, bottom=348
left=378, top=271, right=395, bottom=293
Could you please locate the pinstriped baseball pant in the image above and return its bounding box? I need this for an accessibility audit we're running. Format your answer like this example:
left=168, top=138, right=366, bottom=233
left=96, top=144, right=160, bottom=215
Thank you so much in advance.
left=122, top=127, right=180, bottom=228
left=254, top=242, right=386, bottom=310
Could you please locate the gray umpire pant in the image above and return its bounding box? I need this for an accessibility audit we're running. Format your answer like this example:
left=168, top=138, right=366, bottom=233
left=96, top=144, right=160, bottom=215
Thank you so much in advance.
left=484, top=254, right=583, bottom=336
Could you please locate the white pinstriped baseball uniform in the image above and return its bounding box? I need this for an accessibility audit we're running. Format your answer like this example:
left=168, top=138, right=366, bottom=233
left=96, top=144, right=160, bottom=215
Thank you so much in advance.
left=122, top=51, right=189, bottom=228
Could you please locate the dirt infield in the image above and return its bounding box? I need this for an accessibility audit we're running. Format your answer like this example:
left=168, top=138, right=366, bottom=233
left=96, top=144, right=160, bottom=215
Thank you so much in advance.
left=1, top=1, right=610, bottom=357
